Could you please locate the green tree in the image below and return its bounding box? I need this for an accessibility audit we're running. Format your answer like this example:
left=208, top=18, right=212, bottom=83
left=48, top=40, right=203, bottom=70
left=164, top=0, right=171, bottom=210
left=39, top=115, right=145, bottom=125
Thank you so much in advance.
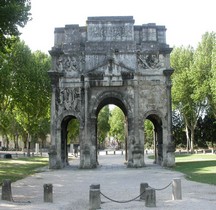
left=109, top=106, right=125, bottom=148
left=3, top=41, right=51, bottom=151
left=67, top=119, right=80, bottom=145
left=171, top=46, right=197, bottom=151
left=144, top=120, right=154, bottom=149
left=0, top=0, right=31, bottom=50
left=97, top=106, right=110, bottom=149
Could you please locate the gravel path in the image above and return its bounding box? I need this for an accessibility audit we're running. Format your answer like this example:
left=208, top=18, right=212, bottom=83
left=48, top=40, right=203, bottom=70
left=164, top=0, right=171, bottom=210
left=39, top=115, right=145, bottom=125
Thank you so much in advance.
left=0, top=154, right=215, bottom=209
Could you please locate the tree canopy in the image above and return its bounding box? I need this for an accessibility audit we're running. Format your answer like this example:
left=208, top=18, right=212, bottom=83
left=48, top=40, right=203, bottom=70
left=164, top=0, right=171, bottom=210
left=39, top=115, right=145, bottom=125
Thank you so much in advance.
left=0, top=0, right=31, bottom=50
left=0, top=40, right=51, bottom=149
left=171, top=32, right=216, bottom=151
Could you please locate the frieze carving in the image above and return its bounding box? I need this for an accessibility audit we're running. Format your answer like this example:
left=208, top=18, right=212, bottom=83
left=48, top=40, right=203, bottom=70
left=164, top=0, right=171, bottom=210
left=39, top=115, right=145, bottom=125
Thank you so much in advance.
left=57, top=87, right=80, bottom=112
left=56, top=55, right=80, bottom=72
left=88, top=25, right=133, bottom=41
left=137, top=52, right=161, bottom=70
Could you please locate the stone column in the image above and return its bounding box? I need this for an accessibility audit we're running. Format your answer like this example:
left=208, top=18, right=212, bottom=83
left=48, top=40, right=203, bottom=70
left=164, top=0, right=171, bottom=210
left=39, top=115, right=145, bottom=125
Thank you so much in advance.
left=163, top=69, right=175, bottom=167
left=48, top=70, right=63, bottom=169
left=130, top=77, right=144, bottom=168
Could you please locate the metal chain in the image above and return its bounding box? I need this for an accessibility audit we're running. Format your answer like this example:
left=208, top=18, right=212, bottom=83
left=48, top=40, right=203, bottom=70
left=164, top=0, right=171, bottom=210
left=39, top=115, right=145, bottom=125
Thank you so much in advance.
left=100, top=181, right=172, bottom=203
left=100, top=190, right=146, bottom=203
left=148, top=181, right=172, bottom=191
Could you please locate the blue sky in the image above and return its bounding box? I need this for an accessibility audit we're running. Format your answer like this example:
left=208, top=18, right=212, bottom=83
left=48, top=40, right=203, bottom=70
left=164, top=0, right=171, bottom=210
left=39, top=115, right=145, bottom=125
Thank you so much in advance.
left=20, top=0, right=216, bottom=53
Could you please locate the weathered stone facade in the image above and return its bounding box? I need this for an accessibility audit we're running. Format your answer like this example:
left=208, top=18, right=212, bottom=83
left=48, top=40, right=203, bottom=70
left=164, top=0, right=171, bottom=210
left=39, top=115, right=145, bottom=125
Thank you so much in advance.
left=48, top=16, right=175, bottom=169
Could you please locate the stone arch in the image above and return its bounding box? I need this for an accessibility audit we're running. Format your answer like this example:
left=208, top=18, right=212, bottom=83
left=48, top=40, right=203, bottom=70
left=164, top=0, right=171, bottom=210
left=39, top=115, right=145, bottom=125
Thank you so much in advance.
left=88, top=90, right=132, bottom=165
left=56, top=110, right=82, bottom=130
left=143, top=110, right=164, bottom=165
left=90, top=90, right=132, bottom=118
left=56, top=111, right=82, bottom=168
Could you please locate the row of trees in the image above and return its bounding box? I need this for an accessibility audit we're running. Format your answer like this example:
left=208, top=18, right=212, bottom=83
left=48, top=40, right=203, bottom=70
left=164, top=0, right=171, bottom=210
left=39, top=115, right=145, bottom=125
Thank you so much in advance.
left=0, top=1, right=52, bottom=151
left=0, top=40, right=51, bottom=150
left=171, top=32, right=216, bottom=151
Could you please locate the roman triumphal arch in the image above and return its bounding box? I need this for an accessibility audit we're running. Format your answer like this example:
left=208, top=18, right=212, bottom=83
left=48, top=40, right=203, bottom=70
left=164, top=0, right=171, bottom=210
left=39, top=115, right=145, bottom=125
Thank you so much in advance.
left=48, top=16, right=175, bottom=169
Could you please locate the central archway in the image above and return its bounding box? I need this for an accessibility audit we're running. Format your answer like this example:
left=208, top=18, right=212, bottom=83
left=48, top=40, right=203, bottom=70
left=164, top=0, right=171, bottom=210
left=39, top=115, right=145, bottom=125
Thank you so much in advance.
left=95, top=96, right=128, bottom=166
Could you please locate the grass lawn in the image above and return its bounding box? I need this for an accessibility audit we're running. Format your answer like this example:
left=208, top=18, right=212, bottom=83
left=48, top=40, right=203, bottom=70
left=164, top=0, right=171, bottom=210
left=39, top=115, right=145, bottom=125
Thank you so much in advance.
left=0, top=157, right=48, bottom=186
left=173, top=154, right=216, bottom=185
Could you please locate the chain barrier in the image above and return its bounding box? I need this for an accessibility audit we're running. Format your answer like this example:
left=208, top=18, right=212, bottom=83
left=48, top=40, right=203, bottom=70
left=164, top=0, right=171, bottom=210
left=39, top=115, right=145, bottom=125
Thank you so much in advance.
left=100, top=190, right=146, bottom=203
left=100, top=181, right=172, bottom=204
left=149, top=181, right=172, bottom=191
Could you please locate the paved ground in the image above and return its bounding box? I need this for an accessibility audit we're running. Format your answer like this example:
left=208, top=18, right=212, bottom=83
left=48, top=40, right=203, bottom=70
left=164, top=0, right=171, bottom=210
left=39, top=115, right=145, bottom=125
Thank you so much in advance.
left=0, top=154, right=215, bottom=210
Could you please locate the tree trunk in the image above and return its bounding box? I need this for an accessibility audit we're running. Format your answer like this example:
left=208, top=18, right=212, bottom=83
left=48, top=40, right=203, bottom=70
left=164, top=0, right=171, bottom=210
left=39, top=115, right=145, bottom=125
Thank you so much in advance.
left=190, top=128, right=195, bottom=153
left=185, top=125, right=190, bottom=152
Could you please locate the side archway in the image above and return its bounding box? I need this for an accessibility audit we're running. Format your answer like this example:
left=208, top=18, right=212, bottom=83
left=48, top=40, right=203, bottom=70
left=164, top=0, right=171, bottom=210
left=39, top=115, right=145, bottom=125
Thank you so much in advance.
left=143, top=110, right=164, bottom=165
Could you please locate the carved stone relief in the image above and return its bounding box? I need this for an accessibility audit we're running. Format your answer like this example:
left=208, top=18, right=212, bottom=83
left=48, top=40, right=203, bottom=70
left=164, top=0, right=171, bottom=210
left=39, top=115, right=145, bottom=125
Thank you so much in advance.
left=56, top=55, right=79, bottom=72
left=137, top=52, right=162, bottom=70
left=57, top=87, right=80, bottom=112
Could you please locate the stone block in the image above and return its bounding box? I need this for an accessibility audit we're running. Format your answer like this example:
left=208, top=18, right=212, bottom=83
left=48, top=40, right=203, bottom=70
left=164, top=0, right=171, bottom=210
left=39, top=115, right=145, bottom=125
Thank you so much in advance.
left=43, top=184, right=53, bottom=203
left=140, top=183, right=149, bottom=200
left=145, top=187, right=156, bottom=207
left=2, top=179, right=13, bottom=201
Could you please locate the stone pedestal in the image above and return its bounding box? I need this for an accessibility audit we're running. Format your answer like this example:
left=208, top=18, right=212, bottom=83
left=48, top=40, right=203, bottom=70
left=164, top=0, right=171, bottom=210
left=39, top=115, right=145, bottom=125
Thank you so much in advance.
left=44, top=184, right=53, bottom=203
left=89, top=184, right=101, bottom=210
left=140, top=183, right=149, bottom=200
left=145, top=187, right=156, bottom=207
left=172, top=178, right=182, bottom=200
left=2, top=179, right=13, bottom=201
left=48, top=145, right=58, bottom=169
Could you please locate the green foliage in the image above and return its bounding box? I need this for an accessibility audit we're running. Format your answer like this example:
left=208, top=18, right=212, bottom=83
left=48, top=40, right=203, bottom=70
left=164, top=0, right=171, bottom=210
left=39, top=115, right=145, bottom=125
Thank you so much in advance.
left=144, top=120, right=154, bottom=148
left=97, top=106, right=110, bottom=147
left=67, top=119, right=80, bottom=144
left=171, top=33, right=216, bottom=150
left=0, top=0, right=31, bottom=50
left=0, top=40, right=51, bottom=148
left=109, top=107, right=125, bottom=143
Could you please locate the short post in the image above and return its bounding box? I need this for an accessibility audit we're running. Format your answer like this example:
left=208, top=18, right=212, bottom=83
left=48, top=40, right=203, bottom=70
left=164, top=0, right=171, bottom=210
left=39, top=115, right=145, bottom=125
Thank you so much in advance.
left=172, top=178, right=182, bottom=200
left=140, top=183, right=148, bottom=200
left=43, top=184, right=53, bottom=203
left=2, top=179, right=13, bottom=201
left=89, top=184, right=101, bottom=210
left=145, top=187, right=156, bottom=207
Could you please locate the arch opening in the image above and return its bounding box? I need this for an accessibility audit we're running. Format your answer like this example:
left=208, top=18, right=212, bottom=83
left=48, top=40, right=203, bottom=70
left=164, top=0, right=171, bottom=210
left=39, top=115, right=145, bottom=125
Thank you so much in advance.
left=144, top=114, right=163, bottom=165
left=61, top=115, right=80, bottom=167
left=96, top=97, right=128, bottom=166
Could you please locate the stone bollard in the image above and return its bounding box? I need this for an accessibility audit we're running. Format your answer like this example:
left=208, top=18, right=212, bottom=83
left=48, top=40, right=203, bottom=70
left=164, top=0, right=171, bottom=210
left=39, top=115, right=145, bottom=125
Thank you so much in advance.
left=2, top=179, right=13, bottom=201
left=43, top=184, right=53, bottom=203
left=172, top=178, right=182, bottom=200
left=89, top=184, right=101, bottom=210
left=145, top=187, right=156, bottom=207
left=140, top=183, right=149, bottom=200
